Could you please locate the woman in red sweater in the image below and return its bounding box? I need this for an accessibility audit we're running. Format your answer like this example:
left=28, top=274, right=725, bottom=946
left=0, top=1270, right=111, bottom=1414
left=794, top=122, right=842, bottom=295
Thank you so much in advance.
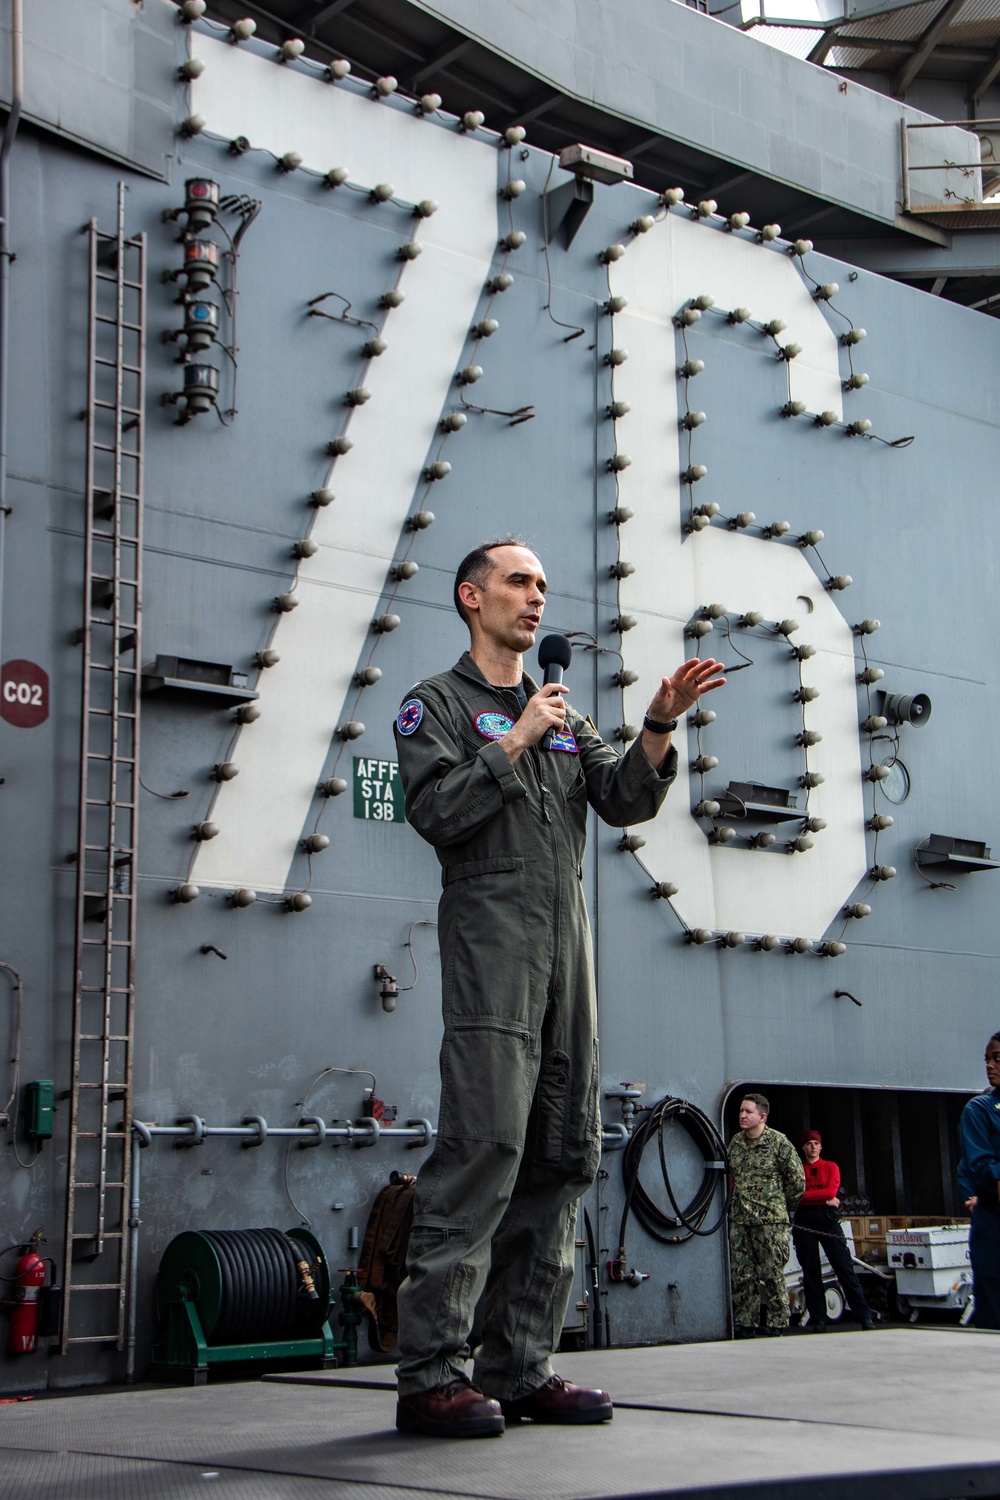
left=792, top=1131, right=875, bottom=1331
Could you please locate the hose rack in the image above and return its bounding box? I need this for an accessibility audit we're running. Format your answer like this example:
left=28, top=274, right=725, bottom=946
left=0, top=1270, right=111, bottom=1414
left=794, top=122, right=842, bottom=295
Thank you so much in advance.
left=151, top=1227, right=342, bottom=1383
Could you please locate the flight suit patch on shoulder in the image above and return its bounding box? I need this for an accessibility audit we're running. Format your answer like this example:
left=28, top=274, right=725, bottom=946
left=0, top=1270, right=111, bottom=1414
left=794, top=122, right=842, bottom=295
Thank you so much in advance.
left=474, top=710, right=514, bottom=741
left=397, top=699, right=424, bottom=735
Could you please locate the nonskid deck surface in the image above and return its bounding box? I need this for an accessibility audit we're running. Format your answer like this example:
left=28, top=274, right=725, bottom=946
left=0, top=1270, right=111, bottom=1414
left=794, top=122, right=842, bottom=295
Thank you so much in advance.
left=1, top=1327, right=998, bottom=1500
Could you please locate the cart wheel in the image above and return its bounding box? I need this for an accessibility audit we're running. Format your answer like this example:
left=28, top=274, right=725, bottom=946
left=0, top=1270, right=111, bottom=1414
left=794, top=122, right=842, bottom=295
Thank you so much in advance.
left=823, top=1283, right=845, bottom=1322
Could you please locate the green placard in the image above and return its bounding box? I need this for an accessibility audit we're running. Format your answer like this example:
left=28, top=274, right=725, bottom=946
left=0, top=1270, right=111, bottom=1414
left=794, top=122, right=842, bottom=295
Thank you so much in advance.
left=353, top=757, right=405, bottom=823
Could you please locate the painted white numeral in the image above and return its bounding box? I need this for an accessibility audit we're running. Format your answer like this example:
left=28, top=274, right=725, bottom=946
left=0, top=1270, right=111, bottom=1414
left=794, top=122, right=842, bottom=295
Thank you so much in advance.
left=610, top=219, right=868, bottom=938
left=189, top=43, right=499, bottom=891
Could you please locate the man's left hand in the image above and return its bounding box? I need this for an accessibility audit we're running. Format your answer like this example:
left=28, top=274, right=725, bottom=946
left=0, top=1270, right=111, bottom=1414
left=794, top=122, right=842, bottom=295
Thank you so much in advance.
left=647, top=658, right=727, bottom=722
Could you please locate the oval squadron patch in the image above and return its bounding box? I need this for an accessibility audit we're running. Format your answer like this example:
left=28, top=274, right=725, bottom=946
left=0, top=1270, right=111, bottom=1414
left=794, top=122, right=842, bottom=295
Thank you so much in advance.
left=474, top=710, right=514, bottom=741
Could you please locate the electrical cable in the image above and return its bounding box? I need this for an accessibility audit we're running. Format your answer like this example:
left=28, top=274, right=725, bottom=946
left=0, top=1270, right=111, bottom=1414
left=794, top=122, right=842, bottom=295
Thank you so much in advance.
left=617, top=1095, right=731, bottom=1258
left=281, top=1065, right=377, bottom=1227
left=539, top=156, right=586, bottom=341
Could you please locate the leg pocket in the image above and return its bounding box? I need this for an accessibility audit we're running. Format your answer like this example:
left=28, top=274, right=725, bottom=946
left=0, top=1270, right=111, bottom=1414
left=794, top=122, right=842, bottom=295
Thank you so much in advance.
left=532, top=1048, right=571, bottom=1167
left=439, top=1023, right=536, bottom=1144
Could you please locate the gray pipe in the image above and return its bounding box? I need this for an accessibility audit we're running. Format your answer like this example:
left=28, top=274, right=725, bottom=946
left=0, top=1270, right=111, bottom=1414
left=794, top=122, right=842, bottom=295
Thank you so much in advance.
left=125, top=1120, right=151, bottom=1383
left=122, top=1112, right=626, bottom=1379
left=0, top=0, right=24, bottom=672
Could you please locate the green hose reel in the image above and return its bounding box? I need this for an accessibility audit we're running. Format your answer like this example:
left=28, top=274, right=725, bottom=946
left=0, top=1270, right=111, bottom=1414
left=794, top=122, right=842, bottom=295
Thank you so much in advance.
left=151, top=1226, right=344, bottom=1382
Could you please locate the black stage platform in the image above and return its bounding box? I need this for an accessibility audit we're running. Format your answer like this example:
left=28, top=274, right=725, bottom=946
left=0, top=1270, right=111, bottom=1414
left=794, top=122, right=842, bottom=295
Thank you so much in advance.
left=1, top=1326, right=998, bottom=1499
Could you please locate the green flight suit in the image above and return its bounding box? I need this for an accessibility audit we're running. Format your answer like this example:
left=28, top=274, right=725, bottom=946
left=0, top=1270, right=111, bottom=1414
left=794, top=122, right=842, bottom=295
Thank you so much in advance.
left=393, top=652, right=676, bottom=1398
left=728, top=1126, right=805, bottom=1329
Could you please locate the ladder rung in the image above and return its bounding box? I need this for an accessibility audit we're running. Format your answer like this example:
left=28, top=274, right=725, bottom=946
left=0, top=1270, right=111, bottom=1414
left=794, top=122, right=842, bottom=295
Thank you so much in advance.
left=95, top=273, right=143, bottom=291
left=73, top=1131, right=128, bottom=1140
left=92, top=444, right=140, bottom=458
left=94, top=357, right=143, bottom=374
left=79, top=1035, right=130, bottom=1043
left=79, top=986, right=132, bottom=995
left=94, top=400, right=142, bottom=417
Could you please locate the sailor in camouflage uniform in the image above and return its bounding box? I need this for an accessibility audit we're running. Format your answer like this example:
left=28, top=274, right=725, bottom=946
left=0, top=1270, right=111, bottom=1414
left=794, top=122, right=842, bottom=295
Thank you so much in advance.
left=728, top=1092, right=804, bottom=1334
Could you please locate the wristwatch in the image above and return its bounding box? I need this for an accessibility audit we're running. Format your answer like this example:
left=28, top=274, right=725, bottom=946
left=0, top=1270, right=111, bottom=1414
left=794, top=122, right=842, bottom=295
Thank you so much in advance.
left=643, top=714, right=678, bottom=735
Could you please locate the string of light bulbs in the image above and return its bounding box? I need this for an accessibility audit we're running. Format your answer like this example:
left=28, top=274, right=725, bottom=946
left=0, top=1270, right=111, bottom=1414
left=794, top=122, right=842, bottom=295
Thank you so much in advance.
left=601, top=193, right=911, bottom=955
left=172, top=120, right=531, bottom=907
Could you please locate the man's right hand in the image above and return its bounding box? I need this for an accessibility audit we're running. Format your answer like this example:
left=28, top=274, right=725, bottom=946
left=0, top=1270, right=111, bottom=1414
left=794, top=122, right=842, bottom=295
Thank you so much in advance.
left=501, top=682, right=569, bottom=764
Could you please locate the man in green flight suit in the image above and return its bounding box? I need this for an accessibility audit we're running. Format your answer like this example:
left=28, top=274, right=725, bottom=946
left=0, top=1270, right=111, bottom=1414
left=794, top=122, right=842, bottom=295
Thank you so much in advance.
left=392, top=536, right=726, bottom=1437
left=728, top=1092, right=805, bottom=1336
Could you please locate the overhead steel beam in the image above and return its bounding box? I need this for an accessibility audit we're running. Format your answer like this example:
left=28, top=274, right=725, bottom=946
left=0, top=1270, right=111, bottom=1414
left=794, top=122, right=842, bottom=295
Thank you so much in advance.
left=294, top=0, right=356, bottom=27
left=621, top=132, right=664, bottom=160
left=807, top=28, right=839, bottom=65
left=893, top=0, right=970, bottom=96
left=784, top=204, right=841, bottom=233
left=410, top=37, right=473, bottom=88
left=704, top=169, right=754, bottom=200
left=508, top=88, right=562, bottom=127
left=970, top=39, right=1000, bottom=99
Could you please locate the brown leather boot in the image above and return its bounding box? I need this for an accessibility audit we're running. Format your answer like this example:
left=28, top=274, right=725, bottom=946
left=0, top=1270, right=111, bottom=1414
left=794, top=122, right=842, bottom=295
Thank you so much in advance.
left=500, top=1374, right=613, bottom=1425
left=396, top=1377, right=505, bottom=1438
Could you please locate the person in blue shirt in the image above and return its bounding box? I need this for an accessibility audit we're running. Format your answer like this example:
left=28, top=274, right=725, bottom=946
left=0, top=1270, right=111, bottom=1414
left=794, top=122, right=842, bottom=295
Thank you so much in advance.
left=957, top=1031, right=1000, bottom=1330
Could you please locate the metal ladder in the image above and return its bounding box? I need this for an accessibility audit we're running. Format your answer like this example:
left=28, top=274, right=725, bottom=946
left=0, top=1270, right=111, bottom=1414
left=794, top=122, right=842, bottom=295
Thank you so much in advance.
left=62, top=184, right=146, bottom=1353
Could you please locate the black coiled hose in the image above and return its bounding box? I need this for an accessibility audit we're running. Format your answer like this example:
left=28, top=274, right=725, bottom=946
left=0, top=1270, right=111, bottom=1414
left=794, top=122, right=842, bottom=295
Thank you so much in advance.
left=617, top=1095, right=732, bottom=1254
left=205, top=1228, right=326, bottom=1343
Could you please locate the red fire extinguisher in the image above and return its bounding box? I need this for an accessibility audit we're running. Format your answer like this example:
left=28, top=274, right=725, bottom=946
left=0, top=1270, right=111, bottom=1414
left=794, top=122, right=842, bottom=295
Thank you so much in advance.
left=7, top=1243, right=45, bottom=1355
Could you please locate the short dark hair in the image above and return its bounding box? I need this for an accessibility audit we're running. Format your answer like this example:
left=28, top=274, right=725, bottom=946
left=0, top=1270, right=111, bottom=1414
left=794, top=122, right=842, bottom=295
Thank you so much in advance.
left=988, top=1031, right=1000, bottom=1047
left=741, top=1092, right=770, bottom=1118
left=453, top=535, right=533, bottom=626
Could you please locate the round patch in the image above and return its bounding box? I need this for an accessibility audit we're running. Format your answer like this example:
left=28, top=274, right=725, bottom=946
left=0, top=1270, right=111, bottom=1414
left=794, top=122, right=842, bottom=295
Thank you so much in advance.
left=474, top=710, right=514, bottom=741
left=397, top=699, right=424, bottom=735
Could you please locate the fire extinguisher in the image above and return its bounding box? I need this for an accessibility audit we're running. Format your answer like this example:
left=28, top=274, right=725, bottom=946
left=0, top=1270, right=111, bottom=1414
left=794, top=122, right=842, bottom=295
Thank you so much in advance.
left=6, top=1241, right=45, bottom=1355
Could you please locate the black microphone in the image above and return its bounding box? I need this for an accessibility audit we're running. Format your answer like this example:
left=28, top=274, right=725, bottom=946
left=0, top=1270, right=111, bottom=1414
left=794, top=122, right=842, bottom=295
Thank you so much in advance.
left=537, top=634, right=573, bottom=751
